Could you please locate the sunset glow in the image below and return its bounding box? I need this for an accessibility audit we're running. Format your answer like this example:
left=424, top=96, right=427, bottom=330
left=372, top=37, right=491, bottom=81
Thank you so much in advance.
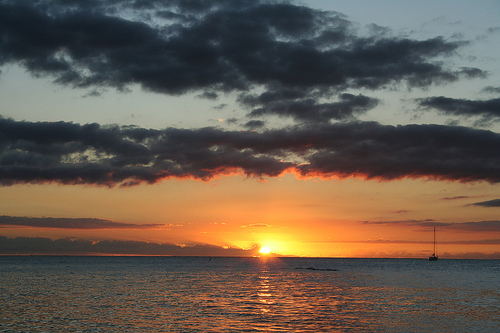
left=0, top=0, right=499, bottom=259
left=259, top=247, right=271, bottom=255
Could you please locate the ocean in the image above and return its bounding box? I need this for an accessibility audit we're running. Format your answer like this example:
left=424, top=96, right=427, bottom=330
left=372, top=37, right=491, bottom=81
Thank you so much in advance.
left=0, top=256, right=498, bottom=332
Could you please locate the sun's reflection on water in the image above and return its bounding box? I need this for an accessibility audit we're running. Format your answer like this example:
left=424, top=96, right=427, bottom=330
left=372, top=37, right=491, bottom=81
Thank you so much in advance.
left=256, top=258, right=275, bottom=313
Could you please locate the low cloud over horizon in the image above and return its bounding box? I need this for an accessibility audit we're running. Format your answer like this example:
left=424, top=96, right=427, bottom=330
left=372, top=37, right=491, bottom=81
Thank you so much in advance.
left=0, top=215, right=169, bottom=229
left=362, top=219, right=500, bottom=233
left=0, top=236, right=498, bottom=258
left=316, top=238, right=500, bottom=245
left=0, top=236, right=257, bottom=256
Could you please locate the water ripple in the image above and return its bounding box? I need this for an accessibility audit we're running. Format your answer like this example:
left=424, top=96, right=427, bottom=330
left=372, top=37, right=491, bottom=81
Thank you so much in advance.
left=0, top=256, right=498, bottom=332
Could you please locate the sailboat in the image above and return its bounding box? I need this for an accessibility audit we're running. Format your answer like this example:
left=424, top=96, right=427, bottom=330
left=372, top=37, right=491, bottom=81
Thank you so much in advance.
left=428, top=226, right=438, bottom=261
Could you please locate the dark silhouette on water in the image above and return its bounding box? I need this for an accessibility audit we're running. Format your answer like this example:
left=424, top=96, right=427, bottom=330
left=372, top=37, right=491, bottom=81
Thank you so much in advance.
left=296, top=267, right=337, bottom=271
left=429, top=227, right=438, bottom=261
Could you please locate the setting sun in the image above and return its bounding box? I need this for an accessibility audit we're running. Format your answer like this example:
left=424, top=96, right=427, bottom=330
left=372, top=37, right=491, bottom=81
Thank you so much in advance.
left=259, top=246, right=271, bottom=254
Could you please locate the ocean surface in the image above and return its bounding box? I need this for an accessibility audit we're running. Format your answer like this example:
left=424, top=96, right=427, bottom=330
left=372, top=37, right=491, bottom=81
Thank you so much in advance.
left=0, top=256, right=498, bottom=332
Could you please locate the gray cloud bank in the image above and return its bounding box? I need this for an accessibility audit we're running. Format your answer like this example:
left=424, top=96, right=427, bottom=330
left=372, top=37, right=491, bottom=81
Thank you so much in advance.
left=1, top=117, right=499, bottom=185
left=362, top=220, right=500, bottom=232
left=319, top=238, right=500, bottom=245
left=470, top=199, right=500, bottom=207
left=0, top=0, right=485, bottom=122
left=1, top=236, right=497, bottom=258
left=0, top=236, right=257, bottom=256
left=0, top=215, right=167, bottom=229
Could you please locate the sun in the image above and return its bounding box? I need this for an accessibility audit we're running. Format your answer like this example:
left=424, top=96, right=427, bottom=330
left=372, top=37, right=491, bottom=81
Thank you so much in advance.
left=259, top=246, right=271, bottom=254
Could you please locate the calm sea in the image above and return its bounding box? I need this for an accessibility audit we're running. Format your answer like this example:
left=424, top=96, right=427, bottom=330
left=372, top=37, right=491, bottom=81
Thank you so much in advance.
left=0, top=256, right=498, bottom=332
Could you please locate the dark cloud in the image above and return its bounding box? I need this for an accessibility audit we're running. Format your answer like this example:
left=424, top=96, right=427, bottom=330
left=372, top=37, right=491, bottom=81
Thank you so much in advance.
left=481, top=86, right=500, bottom=94
left=244, top=92, right=379, bottom=122
left=441, top=196, right=471, bottom=200
left=362, top=220, right=500, bottom=232
left=243, top=120, right=265, bottom=129
left=0, top=215, right=167, bottom=229
left=1, top=117, right=499, bottom=185
left=225, top=117, right=238, bottom=124
left=362, top=219, right=436, bottom=226
left=292, top=122, right=500, bottom=183
left=418, top=96, right=500, bottom=124
left=318, top=238, right=500, bottom=245
left=0, top=0, right=485, bottom=121
left=469, top=199, right=500, bottom=207
left=198, top=91, right=219, bottom=100
left=0, top=236, right=258, bottom=256
left=212, top=103, right=227, bottom=110
left=430, top=220, right=500, bottom=232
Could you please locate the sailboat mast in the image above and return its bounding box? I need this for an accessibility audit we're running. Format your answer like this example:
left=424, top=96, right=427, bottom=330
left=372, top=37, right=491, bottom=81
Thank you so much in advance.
left=429, top=226, right=438, bottom=260
left=433, top=226, right=436, bottom=255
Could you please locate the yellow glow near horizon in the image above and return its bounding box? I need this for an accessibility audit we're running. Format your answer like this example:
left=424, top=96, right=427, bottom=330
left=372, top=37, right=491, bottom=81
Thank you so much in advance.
left=259, top=246, right=271, bottom=254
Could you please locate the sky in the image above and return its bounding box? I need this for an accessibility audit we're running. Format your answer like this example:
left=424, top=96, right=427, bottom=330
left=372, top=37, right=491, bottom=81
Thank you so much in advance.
left=0, top=0, right=499, bottom=258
